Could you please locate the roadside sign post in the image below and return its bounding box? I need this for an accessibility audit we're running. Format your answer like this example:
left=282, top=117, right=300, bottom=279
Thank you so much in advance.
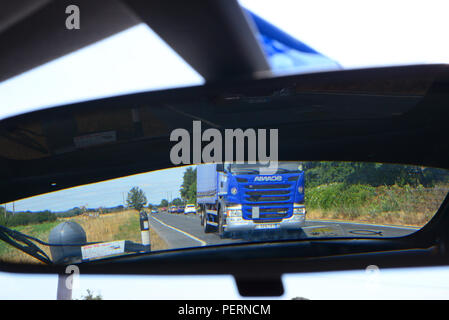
left=140, top=211, right=151, bottom=251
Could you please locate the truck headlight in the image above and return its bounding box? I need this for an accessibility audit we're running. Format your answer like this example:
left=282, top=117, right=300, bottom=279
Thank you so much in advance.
left=227, top=205, right=242, bottom=217
left=298, top=186, right=304, bottom=194
left=293, top=204, right=306, bottom=214
left=230, top=187, right=238, bottom=195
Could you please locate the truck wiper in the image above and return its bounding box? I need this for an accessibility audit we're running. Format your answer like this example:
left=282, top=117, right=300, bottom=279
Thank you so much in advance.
left=233, top=169, right=260, bottom=174
left=275, top=168, right=295, bottom=173
left=0, top=225, right=52, bottom=264
left=234, top=168, right=297, bottom=174
left=0, top=224, right=152, bottom=264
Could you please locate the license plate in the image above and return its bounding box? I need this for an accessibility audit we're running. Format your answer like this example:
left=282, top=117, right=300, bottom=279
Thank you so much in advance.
left=255, top=223, right=280, bottom=230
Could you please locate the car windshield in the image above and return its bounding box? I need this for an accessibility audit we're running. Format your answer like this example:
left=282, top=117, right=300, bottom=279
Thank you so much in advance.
left=1, top=161, right=448, bottom=264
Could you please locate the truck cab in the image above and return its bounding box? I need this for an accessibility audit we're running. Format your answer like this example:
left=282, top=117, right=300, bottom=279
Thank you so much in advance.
left=198, top=162, right=306, bottom=238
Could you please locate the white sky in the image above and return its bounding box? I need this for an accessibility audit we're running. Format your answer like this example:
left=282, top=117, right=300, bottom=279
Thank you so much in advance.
left=0, top=23, right=203, bottom=120
left=242, top=0, right=449, bottom=67
left=1, top=0, right=449, bottom=299
left=2, top=266, right=449, bottom=300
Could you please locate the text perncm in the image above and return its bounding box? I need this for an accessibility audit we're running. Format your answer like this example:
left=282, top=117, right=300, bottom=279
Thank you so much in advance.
left=222, top=304, right=271, bottom=315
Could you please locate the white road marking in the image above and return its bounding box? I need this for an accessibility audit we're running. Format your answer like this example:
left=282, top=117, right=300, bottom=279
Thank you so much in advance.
left=150, top=215, right=207, bottom=246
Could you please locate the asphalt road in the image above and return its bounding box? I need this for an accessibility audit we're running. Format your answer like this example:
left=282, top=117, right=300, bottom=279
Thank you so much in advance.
left=149, top=212, right=419, bottom=250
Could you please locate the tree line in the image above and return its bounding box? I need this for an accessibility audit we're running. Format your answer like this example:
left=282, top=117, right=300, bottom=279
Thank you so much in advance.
left=164, top=162, right=449, bottom=208
left=0, top=209, right=56, bottom=227
left=4, top=162, right=441, bottom=227
left=304, top=162, right=449, bottom=188
left=0, top=204, right=127, bottom=227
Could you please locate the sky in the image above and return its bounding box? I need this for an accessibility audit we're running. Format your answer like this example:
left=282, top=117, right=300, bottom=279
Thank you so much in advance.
left=0, top=23, right=204, bottom=120
left=243, top=0, right=449, bottom=68
left=1, top=0, right=449, bottom=299
left=8, top=166, right=192, bottom=213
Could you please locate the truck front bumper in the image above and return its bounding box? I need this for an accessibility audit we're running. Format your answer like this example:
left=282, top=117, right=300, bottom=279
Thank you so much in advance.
left=225, top=214, right=306, bottom=232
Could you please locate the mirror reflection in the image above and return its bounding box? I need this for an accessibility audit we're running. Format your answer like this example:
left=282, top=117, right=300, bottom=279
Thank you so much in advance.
left=1, top=161, right=448, bottom=264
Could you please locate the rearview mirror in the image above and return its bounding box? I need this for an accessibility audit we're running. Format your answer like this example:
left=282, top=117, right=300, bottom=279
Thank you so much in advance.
left=0, top=64, right=448, bottom=277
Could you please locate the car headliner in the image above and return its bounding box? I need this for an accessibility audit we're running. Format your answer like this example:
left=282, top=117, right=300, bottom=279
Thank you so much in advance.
left=0, top=0, right=269, bottom=83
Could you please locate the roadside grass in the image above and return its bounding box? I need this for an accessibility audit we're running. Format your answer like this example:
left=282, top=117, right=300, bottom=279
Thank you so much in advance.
left=305, top=183, right=448, bottom=227
left=72, top=210, right=168, bottom=251
left=0, top=220, right=60, bottom=264
left=306, top=208, right=430, bottom=227
left=0, top=210, right=168, bottom=264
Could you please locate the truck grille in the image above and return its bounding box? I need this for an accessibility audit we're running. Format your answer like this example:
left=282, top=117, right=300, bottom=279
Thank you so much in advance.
left=243, top=206, right=289, bottom=220
left=245, top=190, right=290, bottom=195
left=239, top=179, right=298, bottom=220
left=246, top=184, right=290, bottom=189
left=244, top=184, right=292, bottom=203
left=244, top=206, right=289, bottom=214
left=253, top=219, right=282, bottom=224
left=245, top=196, right=290, bottom=202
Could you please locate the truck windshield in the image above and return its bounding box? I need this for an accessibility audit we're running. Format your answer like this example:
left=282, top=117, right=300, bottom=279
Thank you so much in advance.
left=228, top=162, right=302, bottom=174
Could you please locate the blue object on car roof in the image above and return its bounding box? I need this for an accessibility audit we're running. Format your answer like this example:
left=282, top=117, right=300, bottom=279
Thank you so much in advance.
left=246, top=9, right=341, bottom=73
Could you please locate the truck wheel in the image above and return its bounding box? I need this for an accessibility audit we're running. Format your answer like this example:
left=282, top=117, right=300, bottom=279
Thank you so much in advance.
left=200, top=210, right=204, bottom=226
left=218, top=206, right=230, bottom=239
left=203, top=212, right=213, bottom=233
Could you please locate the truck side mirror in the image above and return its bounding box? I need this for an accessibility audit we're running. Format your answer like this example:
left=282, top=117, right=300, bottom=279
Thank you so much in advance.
left=216, top=163, right=224, bottom=172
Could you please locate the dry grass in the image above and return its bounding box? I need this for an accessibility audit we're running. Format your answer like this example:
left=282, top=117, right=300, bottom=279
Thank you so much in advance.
left=0, top=210, right=168, bottom=264
left=71, top=210, right=139, bottom=243
left=69, top=210, right=169, bottom=251
left=306, top=208, right=431, bottom=227
left=306, top=184, right=448, bottom=227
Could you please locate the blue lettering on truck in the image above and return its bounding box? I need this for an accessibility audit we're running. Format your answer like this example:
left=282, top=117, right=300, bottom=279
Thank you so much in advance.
left=197, top=163, right=306, bottom=237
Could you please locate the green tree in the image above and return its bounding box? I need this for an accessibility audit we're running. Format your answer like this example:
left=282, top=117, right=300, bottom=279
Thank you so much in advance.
left=180, top=167, right=197, bottom=204
left=81, top=289, right=102, bottom=300
left=126, top=187, right=147, bottom=211
left=160, top=199, right=169, bottom=207
left=0, top=206, right=7, bottom=226
left=172, top=198, right=183, bottom=206
left=304, top=161, right=449, bottom=188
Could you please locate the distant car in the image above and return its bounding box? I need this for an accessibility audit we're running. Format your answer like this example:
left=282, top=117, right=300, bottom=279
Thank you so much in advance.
left=169, top=206, right=177, bottom=214
left=151, top=208, right=158, bottom=214
left=177, top=206, right=184, bottom=213
left=184, top=204, right=196, bottom=214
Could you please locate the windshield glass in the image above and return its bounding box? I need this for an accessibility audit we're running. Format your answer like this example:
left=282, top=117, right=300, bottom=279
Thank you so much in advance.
left=1, top=161, right=449, bottom=264
left=228, top=161, right=302, bottom=174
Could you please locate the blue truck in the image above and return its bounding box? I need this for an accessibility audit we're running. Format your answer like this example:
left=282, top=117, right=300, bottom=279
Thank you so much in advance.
left=197, top=162, right=306, bottom=238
